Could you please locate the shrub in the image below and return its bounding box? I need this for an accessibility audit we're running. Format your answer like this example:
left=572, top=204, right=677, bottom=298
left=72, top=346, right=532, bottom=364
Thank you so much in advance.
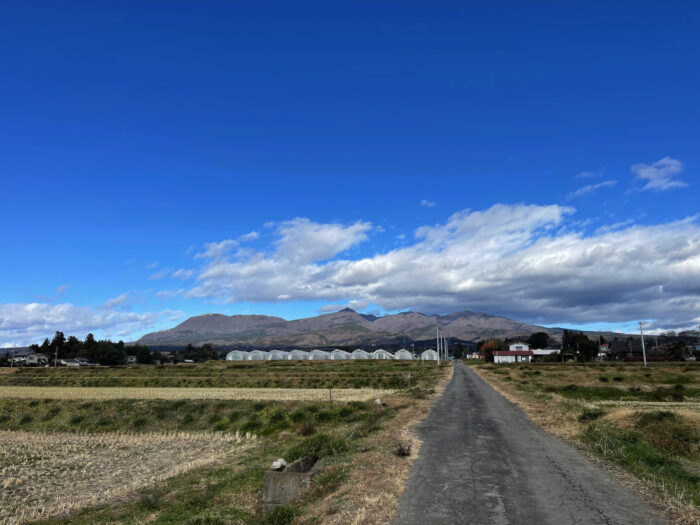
left=612, top=376, right=623, bottom=382
left=19, top=414, right=33, bottom=424
left=578, top=409, right=606, bottom=422
left=69, top=414, right=84, bottom=425
left=298, top=421, right=316, bottom=436
left=598, top=376, right=609, bottom=382
left=263, top=504, right=300, bottom=525
left=285, top=433, right=349, bottom=461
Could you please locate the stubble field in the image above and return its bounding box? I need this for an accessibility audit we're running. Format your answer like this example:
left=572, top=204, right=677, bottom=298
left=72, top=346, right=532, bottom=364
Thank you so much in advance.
left=0, top=360, right=448, bottom=525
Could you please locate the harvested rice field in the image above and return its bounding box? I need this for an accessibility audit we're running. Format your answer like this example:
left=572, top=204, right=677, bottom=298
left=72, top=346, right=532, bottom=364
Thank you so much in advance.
left=0, top=386, right=389, bottom=401
left=0, top=430, right=254, bottom=525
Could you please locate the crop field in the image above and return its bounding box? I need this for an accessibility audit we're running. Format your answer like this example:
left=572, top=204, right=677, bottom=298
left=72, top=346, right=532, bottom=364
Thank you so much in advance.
left=0, top=430, right=254, bottom=525
left=471, top=361, right=700, bottom=523
left=0, top=386, right=389, bottom=402
left=0, top=361, right=447, bottom=524
left=0, top=360, right=438, bottom=390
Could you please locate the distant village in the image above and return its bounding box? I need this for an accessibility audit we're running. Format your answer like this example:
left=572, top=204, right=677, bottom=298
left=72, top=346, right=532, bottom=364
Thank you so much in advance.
left=3, top=328, right=699, bottom=367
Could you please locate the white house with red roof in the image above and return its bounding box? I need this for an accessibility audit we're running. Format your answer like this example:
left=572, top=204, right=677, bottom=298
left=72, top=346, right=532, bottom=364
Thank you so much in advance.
left=493, top=341, right=533, bottom=363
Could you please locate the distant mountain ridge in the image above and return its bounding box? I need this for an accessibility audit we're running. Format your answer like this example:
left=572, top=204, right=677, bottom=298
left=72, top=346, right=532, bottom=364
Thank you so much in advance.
left=136, top=308, right=566, bottom=347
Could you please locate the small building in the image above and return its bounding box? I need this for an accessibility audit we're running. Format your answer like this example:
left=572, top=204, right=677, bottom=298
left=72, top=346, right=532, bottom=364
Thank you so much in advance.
left=421, top=349, right=438, bottom=361
left=309, top=349, right=330, bottom=360
left=268, top=350, right=290, bottom=360
left=289, top=350, right=308, bottom=360
left=330, top=349, right=351, bottom=360
left=351, top=349, right=370, bottom=360
left=225, top=350, right=249, bottom=361
left=126, top=355, right=137, bottom=365
left=393, top=349, right=413, bottom=360
left=25, top=353, right=49, bottom=366
left=249, top=350, right=270, bottom=361
left=508, top=342, right=530, bottom=352
left=493, top=350, right=534, bottom=364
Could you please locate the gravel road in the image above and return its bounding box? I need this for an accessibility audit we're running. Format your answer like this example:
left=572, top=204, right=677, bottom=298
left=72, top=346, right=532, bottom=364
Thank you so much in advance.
left=392, top=361, right=665, bottom=525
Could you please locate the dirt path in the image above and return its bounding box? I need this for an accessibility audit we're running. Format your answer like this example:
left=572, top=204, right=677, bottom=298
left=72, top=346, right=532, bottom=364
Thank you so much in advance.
left=392, top=361, right=666, bottom=525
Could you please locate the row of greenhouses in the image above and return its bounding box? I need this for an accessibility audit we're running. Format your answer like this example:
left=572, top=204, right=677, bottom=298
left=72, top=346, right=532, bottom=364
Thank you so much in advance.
left=225, top=348, right=439, bottom=361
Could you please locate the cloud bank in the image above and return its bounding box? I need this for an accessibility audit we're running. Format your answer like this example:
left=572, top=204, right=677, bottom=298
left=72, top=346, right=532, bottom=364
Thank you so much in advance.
left=0, top=303, right=183, bottom=348
left=189, top=204, right=700, bottom=331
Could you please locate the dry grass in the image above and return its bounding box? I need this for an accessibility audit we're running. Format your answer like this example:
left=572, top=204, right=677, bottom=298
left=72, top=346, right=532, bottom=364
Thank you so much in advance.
left=302, top=365, right=454, bottom=525
left=0, top=386, right=390, bottom=402
left=0, top=430, right=255, bottom=525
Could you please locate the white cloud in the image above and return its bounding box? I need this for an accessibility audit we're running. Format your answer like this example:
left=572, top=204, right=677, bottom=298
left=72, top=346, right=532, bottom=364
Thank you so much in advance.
left=0, top=303, right=184, bottom=347
left=171, top=269, right=194, bottom=280
left=195, top=239, right=238, bottom=260
left=576, top=170, right=604, bottom=179
left=145, top=261, right=159, bottom=269
left=420, top=199, right=436, bottom=207
left=39, top=285, right=70, bottom=302
left=185, top=204, right=700, bottom=331
left=631, top=157, right=687, bottom=191
left=566, top=180, right=617, bottom=200
left=103, top=294, right=128, bottom=309
left=239, top=231, right=259, bottom=242
left=149, top=268, right=171, bottom=280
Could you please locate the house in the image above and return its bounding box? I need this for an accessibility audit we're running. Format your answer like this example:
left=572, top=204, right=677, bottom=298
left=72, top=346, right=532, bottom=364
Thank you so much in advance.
left=508, top=341, right=530, bottom=352
left=531, top=348, right=559, bottom=361
left=24, top=353, right=49, bottom=366
left=493, top=350, right=533, bottom=364
left=126, top=356, right=137, bottom=365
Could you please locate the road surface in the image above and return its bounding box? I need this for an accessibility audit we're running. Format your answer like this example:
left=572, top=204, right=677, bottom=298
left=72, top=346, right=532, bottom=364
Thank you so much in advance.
left=393, top=362, right=665, bottom=525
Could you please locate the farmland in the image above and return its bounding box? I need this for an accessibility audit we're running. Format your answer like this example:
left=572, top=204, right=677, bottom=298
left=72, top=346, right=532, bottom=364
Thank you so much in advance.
left=0, top=360, right=435, bottom=390
left=470, top=361, right=699, bottom=523
left=0, top=360, right=448, bottom=525
left=0, top=386, right=387, bottom=402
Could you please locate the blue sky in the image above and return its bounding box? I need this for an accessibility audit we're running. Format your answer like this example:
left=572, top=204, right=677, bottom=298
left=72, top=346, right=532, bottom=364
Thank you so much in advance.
left=1, top=2, right=699, bottom=345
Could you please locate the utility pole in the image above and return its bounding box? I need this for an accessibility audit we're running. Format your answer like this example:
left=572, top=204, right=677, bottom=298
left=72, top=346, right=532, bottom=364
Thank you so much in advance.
left=436, top=322, right=440, bottom=365
left=639, top=322, right=647, bottom=367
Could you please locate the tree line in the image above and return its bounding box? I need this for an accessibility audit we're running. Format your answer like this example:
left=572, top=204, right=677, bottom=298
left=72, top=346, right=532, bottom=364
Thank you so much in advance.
left=7, top=332, right=225, bottom=366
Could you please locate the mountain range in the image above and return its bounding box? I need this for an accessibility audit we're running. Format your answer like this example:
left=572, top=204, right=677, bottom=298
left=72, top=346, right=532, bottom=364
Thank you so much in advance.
left=136, top=308, right=568, bottom=348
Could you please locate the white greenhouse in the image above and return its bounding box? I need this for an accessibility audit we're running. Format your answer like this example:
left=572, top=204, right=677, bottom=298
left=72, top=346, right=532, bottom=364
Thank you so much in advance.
left=371, top=349, right=394, bottom=360
left=351, top=349, right=370, bottom=360
left=289, top=349, right=308, bottom=360
left=249, top=350, right=270, bottom=361
left=225, top=350, right=249, bottom=361
left=268, top=350, right=290, bottom=360
left=330, top=349, right=351, bottom=360
left=393, top=349, right=413, bottom=360
left=310, top=349, right=331, bottom=360
left=421, top=349, right=439, bottom=361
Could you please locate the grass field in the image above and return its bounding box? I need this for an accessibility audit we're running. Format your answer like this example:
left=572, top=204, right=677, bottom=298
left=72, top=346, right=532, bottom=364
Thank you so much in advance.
left=0, top=360, right=448, bottom=525
left=0, top=360, right=438, bottom=390
left=471, top=361, right=699, bottom=524
left=0, top=386, right=388, bottom=402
